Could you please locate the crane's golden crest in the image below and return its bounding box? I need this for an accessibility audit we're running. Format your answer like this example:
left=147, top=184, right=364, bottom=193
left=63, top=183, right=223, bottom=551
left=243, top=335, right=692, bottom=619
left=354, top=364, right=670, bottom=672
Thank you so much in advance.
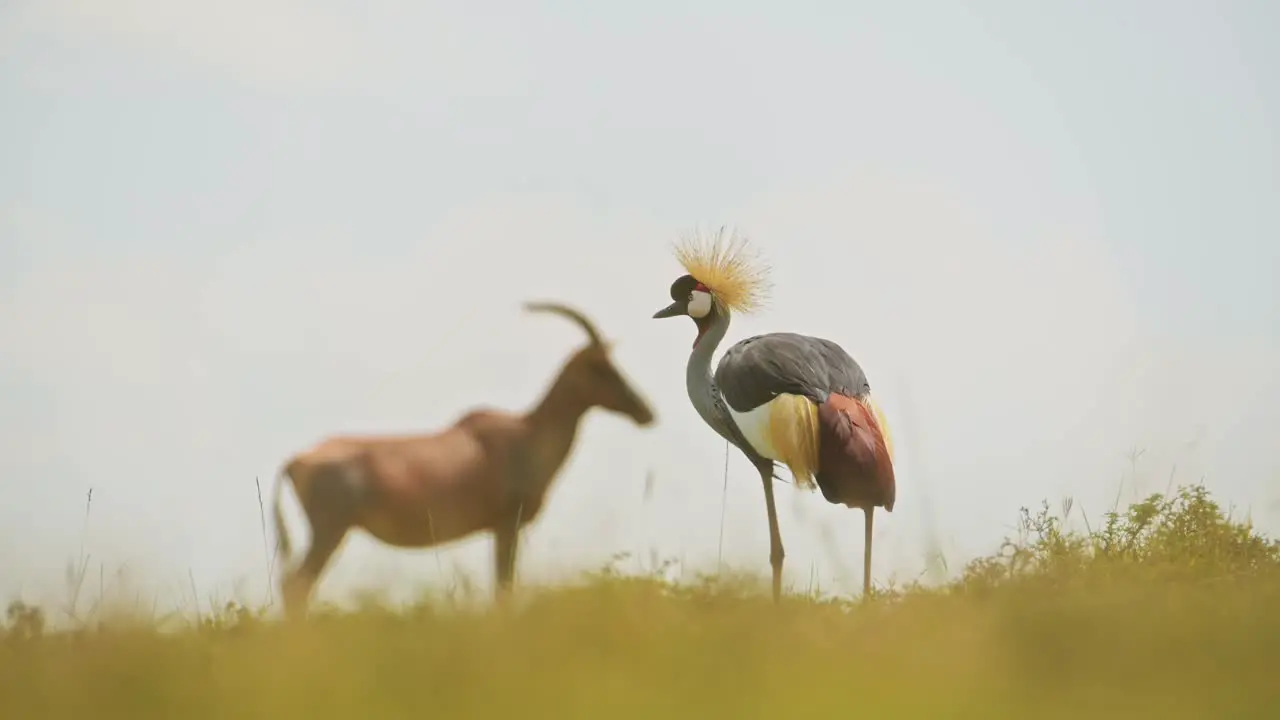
left=673, top=226, right=773, bottom=315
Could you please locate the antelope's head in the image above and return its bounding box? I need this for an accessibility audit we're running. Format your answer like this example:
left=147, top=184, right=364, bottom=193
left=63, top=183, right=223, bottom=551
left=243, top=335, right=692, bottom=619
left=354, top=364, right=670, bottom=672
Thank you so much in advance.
left=525, top=301, right=656, bottom=427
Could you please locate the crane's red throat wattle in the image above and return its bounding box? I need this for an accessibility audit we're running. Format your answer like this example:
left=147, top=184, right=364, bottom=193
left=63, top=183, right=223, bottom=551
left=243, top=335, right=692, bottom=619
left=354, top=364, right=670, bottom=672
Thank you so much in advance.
left=692, top=316, right=710, bottom=348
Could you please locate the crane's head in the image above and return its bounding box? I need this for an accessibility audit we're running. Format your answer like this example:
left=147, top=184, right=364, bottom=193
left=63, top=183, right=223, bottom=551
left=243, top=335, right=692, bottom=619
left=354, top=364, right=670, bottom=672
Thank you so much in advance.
left=653, top=273, right=716, bottom=321
left=652, top=226, right=772, bottom=345
left=525, top=301, right=656, bottom=427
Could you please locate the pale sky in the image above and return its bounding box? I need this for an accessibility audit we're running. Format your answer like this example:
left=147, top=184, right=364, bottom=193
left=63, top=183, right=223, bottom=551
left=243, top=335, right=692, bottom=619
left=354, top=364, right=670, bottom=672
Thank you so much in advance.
left=2, top=1, right=1277, bottom=612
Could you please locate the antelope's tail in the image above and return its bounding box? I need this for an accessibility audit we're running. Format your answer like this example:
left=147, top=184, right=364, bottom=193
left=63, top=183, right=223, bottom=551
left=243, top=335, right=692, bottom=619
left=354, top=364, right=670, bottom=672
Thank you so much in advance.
left=813, top=393, right=896, bottom=511
left=272, top=464, right=293, bottom=570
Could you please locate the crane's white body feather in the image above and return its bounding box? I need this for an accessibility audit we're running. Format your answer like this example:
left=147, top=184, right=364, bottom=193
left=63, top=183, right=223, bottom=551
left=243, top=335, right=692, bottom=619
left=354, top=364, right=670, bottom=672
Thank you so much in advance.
left=725, top=394, right=789, bottom=463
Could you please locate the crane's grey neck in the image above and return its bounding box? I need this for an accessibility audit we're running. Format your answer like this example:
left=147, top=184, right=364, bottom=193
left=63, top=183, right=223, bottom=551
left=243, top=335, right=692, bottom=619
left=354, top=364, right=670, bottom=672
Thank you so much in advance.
left=686, top=308, right=738, bottom=445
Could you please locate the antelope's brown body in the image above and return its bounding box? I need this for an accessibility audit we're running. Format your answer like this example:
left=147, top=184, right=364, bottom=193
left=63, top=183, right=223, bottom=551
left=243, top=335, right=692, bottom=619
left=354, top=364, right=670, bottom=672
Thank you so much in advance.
left=286, top=408, right=579, bottom=545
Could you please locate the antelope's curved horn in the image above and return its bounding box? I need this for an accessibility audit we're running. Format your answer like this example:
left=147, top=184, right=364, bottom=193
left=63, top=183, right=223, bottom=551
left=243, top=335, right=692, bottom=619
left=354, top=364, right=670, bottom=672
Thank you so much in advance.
left=524, top=301, right=604, bottom=346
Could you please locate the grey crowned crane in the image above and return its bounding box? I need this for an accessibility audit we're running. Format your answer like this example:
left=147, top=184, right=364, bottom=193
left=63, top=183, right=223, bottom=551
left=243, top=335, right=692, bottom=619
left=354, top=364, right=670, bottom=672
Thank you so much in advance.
left=652, top=229, right=896, bottom=602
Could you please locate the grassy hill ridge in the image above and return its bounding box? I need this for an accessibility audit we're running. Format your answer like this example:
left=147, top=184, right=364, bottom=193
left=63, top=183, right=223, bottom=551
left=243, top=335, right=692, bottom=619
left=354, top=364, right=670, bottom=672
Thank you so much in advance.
left=3, top=484, right=1277, bottom=719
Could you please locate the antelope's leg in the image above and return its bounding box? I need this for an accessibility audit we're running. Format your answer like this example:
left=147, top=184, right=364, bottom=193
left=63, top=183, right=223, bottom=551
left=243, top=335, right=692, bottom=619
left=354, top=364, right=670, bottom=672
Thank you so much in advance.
left=282, top=462, right=359, bottom=620
left=283, top=527, right=348, bottom=621
left=493, top=511, right=520, bottom=602
left=757, top=461, right=785, bottom=604
left=493, top=445, right=532, bottom=603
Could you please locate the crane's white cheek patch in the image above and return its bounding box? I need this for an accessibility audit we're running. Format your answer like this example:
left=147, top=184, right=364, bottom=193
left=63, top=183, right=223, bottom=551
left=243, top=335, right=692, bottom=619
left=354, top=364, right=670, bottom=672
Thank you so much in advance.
left=687, top=290, right=712, bottom=319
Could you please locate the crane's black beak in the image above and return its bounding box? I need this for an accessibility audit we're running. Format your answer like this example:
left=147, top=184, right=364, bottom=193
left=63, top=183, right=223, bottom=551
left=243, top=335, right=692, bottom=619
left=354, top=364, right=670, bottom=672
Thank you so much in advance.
left=653, top=301, right=685, bottom=319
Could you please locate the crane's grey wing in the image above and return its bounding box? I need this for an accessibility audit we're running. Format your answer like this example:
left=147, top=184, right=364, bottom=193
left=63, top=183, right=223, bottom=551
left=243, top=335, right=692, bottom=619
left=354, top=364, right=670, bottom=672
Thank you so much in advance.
left=714, top=332, right=870, bottom=413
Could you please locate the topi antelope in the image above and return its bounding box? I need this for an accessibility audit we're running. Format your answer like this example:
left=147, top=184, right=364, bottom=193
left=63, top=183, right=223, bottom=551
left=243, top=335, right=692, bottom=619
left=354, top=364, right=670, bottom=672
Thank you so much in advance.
left=651, top=228, right=896, bottom=602
left=272, top=302, right=656, bottom=619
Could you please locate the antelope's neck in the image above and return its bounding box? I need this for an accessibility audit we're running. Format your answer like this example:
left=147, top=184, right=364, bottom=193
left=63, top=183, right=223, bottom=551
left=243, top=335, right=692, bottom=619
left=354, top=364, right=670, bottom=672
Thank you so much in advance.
left=686, top=309, right=738, bottom=444
left=525, top=371, right=589, bottom=490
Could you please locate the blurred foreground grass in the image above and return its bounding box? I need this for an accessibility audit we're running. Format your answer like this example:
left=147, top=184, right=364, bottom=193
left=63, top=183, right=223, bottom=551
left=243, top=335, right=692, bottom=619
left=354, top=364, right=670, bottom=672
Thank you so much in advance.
left=3, top=484, right=1278, bottom=719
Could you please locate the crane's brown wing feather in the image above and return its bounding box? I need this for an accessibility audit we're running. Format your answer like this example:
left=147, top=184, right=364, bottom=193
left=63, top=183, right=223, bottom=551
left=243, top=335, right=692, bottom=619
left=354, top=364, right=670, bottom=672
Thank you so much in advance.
left=817, top=393, right=896, bottom=510
left=714, top=332, right=870, bottom=413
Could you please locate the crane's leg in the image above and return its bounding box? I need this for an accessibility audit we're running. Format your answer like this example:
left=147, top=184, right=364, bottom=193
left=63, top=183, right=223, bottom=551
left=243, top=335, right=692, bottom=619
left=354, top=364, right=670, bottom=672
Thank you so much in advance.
left=862, top=506, right=874, bottom=599
left=757, top=462, right=785, bottom=603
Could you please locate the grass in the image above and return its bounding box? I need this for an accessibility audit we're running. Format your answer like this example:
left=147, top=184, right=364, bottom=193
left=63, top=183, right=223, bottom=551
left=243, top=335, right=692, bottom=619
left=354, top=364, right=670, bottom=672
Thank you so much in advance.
left=3, top=484, right=1278, bottom=719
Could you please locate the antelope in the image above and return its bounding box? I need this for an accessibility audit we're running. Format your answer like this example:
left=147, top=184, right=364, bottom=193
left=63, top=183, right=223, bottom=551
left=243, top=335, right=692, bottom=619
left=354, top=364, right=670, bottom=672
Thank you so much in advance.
left=272, top=302, right=656, bottom=619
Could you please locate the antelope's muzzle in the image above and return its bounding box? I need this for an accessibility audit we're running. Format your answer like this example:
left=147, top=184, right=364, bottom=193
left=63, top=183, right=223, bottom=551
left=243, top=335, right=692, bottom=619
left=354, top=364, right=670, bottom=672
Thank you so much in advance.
left=628, top=390, right=656, bottom=427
